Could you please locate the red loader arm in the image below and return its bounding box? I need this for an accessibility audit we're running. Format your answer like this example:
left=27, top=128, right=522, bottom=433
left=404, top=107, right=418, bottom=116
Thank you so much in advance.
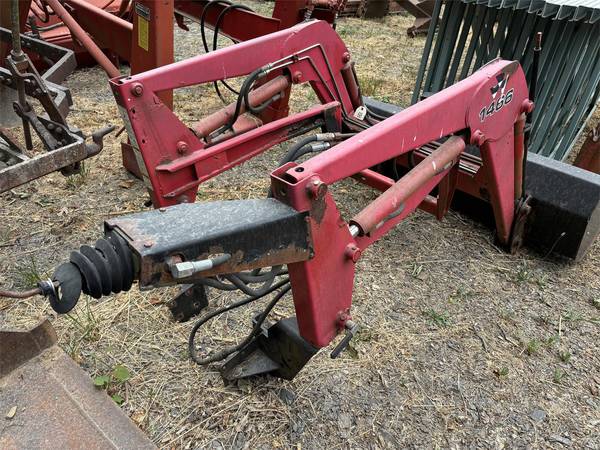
left=110, top=20, right=360, bottom=207
left=270, top=59, right=532, bottom=347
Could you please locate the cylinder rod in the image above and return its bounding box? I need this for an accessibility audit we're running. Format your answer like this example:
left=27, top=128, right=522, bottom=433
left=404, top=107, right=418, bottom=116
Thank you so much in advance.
left=192, top=75, right=290, bottom=138
left=351, top=135, right=466, bottom=235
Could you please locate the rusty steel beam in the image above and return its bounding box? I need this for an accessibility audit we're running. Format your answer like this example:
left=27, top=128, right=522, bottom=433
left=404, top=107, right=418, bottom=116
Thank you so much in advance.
left=574, top=123, right=600, bottom=174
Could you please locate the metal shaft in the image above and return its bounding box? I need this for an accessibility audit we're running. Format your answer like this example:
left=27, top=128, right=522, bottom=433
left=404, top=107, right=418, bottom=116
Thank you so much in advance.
left=351, top=135, right=466, bottom=235
left=44, top=0, right=121, bottom=79
left=10, top=0, right=23, bottom=58
left=10, top=0, right=33, bottom=150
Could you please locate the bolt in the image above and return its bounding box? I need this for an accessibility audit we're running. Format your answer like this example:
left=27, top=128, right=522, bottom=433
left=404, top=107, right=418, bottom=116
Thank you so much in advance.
left=47, top=123, right=55, bottom=131
left=470, top=130, right=486, bottom=147
left=193, top=302, right=202, bottom=309
left=176, top=141, right=189, bottom=155
left=342, top=52, right=351, bottom=63
left=522, top=99, right=534, bottom=114
left=345, top=243, right=361, bottom=263
left=143, top=240, right=153, bottom=248
left=307, top=178, right=327, bottom=200
left=337, top=310, right=352, bottom=329
left=293, top=71, right=303, bottom=83
left=131, top=83, right=144, bottom=97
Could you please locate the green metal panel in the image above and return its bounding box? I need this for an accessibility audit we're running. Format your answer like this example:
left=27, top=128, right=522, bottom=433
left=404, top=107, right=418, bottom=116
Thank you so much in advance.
left=413, top=0, right=600, bottom=161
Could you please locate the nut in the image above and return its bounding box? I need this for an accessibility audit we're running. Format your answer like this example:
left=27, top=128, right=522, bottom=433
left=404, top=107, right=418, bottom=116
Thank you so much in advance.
left=470, top=130, right=486, bottom=147
left=345, top=244, right=362, bottom=263
left=131, top=83, right=144, bottom=97
left=176, top=141, right=189, bottom=155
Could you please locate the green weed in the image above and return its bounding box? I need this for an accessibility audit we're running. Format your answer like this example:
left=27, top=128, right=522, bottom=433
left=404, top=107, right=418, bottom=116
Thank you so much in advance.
left=93, top=364, right=131, bottom=405
left=424, top=309, right=450, bottom=327
left=553, top=368, right=566, bottom=384
left=525, top=339, right=541, bottom=356
left=65, top=161, right=90, bottom=189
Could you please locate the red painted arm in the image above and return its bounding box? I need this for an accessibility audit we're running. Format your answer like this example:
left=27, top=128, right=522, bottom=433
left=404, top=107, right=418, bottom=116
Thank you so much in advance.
left=269, top=59, right=532, bottom=348
left=110, top=20, right=356, bottom=206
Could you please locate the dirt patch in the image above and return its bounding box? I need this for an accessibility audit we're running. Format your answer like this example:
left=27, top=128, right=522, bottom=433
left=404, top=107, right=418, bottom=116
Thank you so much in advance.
left=1, top=5, right=599, bottom=449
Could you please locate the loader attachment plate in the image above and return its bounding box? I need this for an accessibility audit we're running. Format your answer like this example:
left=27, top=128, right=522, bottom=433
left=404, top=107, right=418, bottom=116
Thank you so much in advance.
left=0, top=321, right=155, bottom=449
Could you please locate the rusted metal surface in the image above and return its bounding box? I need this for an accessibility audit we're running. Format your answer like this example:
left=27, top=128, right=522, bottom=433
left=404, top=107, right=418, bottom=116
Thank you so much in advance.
left=0, top=320, right=56, bottom=378
left=0, top=19, right=114, bottom=192
left=398, top=0, right=435, bottom=36
left=0, top=141, right=86, bottom=193
left=574, top=123, right=600, bottom=174
left=0, top=25, right=75, bottom=116
left=105, top=199, right=311, bottom=289
left=0, top=321, right=156, bottom=449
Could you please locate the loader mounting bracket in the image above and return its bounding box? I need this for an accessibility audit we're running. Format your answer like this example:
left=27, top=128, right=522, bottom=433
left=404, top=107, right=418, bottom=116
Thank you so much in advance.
left=221, top=316, right=319, bottom=381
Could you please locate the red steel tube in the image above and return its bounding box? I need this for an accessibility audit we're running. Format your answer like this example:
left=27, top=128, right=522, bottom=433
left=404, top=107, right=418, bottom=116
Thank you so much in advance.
left=192, top=75, right=291, bottom=138
left=351, top=135, right=466, bottom=235
left=44, top=0, right=121, bottom=78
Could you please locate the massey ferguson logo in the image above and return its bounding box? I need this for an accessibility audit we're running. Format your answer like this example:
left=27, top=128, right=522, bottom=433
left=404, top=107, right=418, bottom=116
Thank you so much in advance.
left=491, top=73, right=508, bottom=98
left=480, top=72, right=514, bottom=122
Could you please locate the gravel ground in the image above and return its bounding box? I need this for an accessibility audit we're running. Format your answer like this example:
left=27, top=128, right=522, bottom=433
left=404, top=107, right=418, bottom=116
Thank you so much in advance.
left=1, top=4, right=599, bottom=449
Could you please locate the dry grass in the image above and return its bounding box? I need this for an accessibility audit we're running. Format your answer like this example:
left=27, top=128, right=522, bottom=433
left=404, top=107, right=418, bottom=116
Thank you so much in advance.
left=1, top=5, right=600, bottom=449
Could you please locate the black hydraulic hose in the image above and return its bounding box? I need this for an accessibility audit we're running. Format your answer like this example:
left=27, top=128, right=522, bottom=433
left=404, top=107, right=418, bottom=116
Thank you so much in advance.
left=223, top=273, right=279, bottom=297
left=211, top=67, right=266, bottom=137
left=199, top=0, right=242, bottom=100
left=236, top=266, right=285, bottom=283
left=242, top=69, right=281, bottom=116
left=278, top=133, right=357, bottom=166
left=195, top=276, right=239, bottom=291
left=212, top=3, right=254, bottom=100
left=278, top=135, right=320, bottom=166
left=212, top=4, right=253, bottom=53
left=200, top=0, right=232, bottom=54
left=189, top=279, right=291, bottom=365
left=365, top=107, right=388, bottom=121
left=193, top=266, right=286, bottom=294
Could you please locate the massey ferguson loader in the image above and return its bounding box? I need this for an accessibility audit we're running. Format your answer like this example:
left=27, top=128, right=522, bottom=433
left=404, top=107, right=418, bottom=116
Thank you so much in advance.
left=2, top=19, right=599, bottom=382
